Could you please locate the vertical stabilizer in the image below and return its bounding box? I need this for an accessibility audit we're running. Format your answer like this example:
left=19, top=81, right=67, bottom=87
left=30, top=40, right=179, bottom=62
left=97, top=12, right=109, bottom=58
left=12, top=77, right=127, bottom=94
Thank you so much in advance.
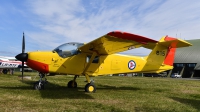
left=146, top=36, right=192, bottom=66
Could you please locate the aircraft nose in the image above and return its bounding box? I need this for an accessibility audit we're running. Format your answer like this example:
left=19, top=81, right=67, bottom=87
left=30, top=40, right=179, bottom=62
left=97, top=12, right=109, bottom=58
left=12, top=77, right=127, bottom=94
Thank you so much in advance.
left=15, top=53, right=28, bottom=62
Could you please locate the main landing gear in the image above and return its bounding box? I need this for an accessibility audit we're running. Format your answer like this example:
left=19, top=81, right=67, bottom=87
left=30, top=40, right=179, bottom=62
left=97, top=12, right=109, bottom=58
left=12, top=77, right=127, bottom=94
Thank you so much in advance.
left=85, top=82, right=96, bottom=93
left=67, top=75, right=96, bottom=93
left=33, top=73, right=47, bottom=90
left=33, top=73, right=96, bottom=92
left=67, top=75, right=78, bottom=88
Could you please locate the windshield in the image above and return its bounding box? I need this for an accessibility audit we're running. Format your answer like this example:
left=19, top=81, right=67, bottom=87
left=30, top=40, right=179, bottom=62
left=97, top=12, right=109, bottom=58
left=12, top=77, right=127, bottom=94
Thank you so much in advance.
left=53, top=42, right=84, bottom=58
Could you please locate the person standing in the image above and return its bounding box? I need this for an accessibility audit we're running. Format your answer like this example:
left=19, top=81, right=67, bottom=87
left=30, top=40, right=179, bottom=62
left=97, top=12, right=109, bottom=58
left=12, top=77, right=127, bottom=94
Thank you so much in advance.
left=10, top=69, right=14, bottom=75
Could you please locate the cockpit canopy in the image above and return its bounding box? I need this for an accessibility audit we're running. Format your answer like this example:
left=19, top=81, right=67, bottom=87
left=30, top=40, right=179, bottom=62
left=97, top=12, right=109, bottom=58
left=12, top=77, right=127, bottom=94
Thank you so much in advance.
left=53, top=42, right=84, bottom=58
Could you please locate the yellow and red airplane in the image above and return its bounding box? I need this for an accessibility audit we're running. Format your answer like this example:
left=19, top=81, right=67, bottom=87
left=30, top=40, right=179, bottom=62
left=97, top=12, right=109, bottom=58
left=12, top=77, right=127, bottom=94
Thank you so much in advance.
left=15, top=31, right=192, bottom=92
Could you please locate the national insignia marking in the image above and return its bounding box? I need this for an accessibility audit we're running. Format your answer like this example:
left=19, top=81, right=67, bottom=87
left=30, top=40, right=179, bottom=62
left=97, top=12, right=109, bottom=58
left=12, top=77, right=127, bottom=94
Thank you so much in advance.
left=128, top=60, right=136, bottom=70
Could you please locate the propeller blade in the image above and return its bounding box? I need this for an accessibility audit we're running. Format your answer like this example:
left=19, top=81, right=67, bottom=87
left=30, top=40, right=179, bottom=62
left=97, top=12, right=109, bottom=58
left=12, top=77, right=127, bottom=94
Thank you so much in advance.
left=15, top=32, right=28, bottom=81
left=21, top=33, right=25, bottom=81
left=22, top=61, right=24, bottom=81
left=22, top=32, right=25, bottom=53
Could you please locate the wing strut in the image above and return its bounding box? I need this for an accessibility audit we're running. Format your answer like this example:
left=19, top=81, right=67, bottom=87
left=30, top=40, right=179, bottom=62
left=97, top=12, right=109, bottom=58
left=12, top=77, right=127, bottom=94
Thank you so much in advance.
left=82, top=52, right=97, bottom=83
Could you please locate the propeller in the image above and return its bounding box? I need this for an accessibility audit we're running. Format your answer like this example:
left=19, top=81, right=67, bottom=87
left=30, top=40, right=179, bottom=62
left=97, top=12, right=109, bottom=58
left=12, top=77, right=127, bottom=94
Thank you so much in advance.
left=15, top=33, right=28, bottom=81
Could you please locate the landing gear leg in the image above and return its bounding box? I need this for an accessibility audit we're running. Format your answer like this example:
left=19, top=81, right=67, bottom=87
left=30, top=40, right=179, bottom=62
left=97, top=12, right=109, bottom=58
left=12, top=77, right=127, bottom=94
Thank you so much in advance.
left=33, top=73, right=47, bottom=90
left=67, top=75, right=78, bottom=88
left=84, top=74, right=96, bottom=93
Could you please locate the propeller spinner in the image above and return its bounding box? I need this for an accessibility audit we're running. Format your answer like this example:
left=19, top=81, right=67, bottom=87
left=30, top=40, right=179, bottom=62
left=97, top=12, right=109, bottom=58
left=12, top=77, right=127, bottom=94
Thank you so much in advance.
left=15, top=33, right=28, bottom=81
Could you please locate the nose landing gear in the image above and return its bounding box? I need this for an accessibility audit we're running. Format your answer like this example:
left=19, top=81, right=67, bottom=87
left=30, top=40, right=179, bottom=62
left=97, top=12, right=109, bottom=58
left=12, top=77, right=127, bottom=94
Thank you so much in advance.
left=33, top=73, right=47, bottom=90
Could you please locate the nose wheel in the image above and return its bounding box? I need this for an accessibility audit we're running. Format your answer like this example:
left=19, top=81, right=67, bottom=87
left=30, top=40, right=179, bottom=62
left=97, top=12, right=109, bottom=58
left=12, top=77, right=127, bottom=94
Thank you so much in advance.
left=33, top=73, right=47, bottom=90
left=34, top=81, right=44, bottom=90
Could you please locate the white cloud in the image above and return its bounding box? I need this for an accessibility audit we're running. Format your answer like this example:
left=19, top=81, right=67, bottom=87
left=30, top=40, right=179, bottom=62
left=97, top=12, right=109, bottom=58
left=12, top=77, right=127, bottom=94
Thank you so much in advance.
left=18, top=0, right=200, bottom=56
left=136, top=0, right=200, bottom=39
left=26, top=32, right=62, bottom=51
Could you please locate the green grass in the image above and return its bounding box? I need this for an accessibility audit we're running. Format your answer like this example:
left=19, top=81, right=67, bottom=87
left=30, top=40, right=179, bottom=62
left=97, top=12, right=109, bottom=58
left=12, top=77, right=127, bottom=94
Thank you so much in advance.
left=0, top=72, right=200, bottom=112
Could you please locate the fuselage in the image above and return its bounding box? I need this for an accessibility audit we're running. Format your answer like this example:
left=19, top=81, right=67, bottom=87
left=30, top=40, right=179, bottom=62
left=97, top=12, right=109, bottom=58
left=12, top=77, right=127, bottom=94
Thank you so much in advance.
left=26, top=50, right=173, bottom=76
left=20, top=42, right=174, bottom=76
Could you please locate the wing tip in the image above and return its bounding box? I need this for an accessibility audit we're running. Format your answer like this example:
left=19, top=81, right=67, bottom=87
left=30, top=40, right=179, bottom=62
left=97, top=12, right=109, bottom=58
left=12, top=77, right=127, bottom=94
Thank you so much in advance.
left=107, top=31, right=158, bottom=43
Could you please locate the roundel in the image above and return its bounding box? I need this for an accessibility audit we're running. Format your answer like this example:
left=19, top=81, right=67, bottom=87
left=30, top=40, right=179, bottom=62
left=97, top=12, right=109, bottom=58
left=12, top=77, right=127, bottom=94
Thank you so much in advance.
left=128, top=60, right=136, bottom=70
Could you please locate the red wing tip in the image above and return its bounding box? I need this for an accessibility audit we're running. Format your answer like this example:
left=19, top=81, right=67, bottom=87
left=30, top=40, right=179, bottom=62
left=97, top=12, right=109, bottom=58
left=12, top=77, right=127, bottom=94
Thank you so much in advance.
left=107, top=31, right=158, bottom=43
left=164, top=36, right=177, bottom=41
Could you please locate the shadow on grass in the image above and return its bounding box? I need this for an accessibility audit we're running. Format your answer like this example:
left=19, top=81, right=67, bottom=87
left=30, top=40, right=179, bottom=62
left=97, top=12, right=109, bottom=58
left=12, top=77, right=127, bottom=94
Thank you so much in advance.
left=170, top=97, right=200, bottom=110
left=97, top=84, right=141, bottom=91
left=0, top=80, right=94, bottom=99
left=153, top=88, right=169, bottom=93
left=0, top=85, right=33, bottom=90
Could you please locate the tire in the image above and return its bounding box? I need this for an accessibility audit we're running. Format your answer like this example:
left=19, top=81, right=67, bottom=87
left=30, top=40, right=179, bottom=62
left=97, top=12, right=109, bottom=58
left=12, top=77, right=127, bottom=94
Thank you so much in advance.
left=85, top=83, right=96, bottom=93
left=34, top=81, right=44, bottom=90
left=67, top=80, right=77, bottom=88
left=2, top=69, right=8, bottom=74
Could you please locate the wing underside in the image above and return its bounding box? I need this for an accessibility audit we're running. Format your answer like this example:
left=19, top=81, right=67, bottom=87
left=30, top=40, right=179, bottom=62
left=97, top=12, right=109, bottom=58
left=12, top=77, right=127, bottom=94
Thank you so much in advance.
left=78, top=31, right=158, bottom=55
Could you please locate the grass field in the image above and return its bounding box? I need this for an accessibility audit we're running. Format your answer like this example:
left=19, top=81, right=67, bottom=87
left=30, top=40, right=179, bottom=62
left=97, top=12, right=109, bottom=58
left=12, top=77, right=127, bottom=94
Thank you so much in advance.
left=0, top=72, right=200, bottom=112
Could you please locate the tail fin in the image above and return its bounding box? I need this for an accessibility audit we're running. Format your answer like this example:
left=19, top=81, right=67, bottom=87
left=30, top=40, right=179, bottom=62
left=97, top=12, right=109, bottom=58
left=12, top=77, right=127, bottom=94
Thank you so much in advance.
left=146, top=36, right=192, bottom=66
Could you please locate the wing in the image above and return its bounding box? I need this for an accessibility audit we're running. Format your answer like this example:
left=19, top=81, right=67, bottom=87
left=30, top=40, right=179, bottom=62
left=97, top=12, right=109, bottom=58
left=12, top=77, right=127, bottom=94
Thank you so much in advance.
left=78, top=31, right=158, bottom=55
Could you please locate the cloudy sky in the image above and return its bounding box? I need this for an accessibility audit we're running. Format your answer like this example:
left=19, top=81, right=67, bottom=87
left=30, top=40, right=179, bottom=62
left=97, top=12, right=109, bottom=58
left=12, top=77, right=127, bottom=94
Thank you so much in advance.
left=1, top=0, right=200, bottom=57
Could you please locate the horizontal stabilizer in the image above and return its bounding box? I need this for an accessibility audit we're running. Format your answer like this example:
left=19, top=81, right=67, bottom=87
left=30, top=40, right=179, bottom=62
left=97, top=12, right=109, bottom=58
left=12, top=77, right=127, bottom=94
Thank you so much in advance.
left=159, top=36, right=192, bottom=48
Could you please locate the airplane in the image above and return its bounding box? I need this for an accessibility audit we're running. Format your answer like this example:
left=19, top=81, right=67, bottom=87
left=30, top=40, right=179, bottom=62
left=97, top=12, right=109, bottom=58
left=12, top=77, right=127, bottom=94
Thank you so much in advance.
left=0, top=56, right=28, bottom=74
left=15, top=31, right=192, bottom=92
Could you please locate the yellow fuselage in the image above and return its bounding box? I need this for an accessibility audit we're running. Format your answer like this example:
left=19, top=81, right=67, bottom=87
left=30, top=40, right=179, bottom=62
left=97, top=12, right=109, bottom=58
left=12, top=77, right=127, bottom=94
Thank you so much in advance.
left=26, top=51, right=172, bottom=76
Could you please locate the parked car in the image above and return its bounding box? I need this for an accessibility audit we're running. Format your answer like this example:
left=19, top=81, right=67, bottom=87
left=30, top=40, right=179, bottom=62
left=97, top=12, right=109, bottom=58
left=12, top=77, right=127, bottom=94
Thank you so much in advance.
left=171, top=73, right=182, bottom=78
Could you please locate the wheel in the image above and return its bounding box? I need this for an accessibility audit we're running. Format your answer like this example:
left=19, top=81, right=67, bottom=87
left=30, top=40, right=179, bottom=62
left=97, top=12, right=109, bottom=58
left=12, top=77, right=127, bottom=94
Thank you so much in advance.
left=2, top=69, right=8, bottom=74
left=67, top=80, right=77, bottom=88
left=34, top=81, right=44, bottom=90
left=85, top=83, right=96, bottom=93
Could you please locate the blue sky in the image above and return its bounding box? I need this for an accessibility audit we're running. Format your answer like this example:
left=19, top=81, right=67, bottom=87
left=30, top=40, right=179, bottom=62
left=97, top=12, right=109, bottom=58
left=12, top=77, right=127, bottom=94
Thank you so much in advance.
left=1, top=0, right=200, bottom=56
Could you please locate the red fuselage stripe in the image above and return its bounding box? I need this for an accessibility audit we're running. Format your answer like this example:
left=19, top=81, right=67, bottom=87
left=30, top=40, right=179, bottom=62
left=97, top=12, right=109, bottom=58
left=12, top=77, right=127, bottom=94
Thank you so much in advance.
left=27, top=59, right=49, bottom=73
